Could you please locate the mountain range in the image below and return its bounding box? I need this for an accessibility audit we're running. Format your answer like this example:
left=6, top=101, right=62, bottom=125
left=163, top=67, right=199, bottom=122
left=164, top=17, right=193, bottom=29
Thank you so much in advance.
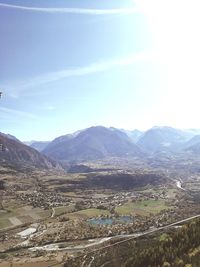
left=24, top=141, right=51, bottom=152
left=40, top=126, right=200, bottom=158
left=42, top=126, right=142, bottom=162
left=1, top=125, right=200, bottom=169
left=137, top=126, right=194, bottom=153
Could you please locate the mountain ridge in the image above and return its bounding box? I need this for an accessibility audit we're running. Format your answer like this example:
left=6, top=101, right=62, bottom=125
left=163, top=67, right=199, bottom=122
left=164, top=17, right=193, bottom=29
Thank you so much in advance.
left=9, top=125, right=200, bottom=164
left=0, top=133, right=62, bottom=170
left=137, top=126, right=194, bottom=153
left=43, top=126, right=143, bottom=162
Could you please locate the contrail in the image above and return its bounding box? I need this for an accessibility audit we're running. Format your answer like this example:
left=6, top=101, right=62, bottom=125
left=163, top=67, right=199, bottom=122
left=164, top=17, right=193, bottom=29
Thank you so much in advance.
left=5, top=51, right=153, bottom=97
left=0, top=3, right=140, bottom=15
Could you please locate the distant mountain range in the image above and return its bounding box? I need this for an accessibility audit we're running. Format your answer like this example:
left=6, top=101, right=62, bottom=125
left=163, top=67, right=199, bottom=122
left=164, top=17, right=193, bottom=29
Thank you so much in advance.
left=0, top=133, right=61, bottom=170
left=40, top=126, right=200, bottom=157
left=24, top=126, right=200, bottom=162
left=137, top=126, right=194, bottom=153
left=2, top=125, right=200, bottom=168
left=24, top=141, right=50, bottom=152
left=42, top=126, right=142, bottom=162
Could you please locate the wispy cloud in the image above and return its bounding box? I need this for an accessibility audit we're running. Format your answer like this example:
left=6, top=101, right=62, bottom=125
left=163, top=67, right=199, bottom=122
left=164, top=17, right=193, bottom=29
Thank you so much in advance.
left=0, top=107, right=38, bottom=119
left=0, top=3, right=140, bottom=15
left=6, top=52, right=153, bottom=97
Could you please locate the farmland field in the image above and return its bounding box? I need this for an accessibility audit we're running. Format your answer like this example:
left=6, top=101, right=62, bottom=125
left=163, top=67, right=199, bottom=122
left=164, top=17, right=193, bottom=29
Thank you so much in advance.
left=115, top=200, right=170, bottom=216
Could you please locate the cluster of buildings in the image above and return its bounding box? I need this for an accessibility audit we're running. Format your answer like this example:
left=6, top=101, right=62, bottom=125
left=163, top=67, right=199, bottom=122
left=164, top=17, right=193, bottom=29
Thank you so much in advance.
left=17, top=191, right=72, bottom=209
left=77, top=188, right=168, bottom=212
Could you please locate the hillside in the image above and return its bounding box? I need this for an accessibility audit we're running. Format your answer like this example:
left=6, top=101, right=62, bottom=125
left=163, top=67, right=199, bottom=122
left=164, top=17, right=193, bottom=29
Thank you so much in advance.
left=66, top=218, right=200, bottom=267
left=0, top=133, right=61, bottom=170
left=185, top=142, right=200, bottom=154
left=184, top=135, right=200, bottom=149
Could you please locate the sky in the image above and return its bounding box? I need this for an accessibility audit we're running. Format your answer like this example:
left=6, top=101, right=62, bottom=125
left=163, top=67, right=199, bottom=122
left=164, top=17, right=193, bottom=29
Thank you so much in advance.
left=1, top=0, right=200, bottom=140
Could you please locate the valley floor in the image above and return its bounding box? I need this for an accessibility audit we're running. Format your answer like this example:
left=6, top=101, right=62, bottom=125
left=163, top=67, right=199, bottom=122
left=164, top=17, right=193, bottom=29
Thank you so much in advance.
left=1, top=164, right=200, bottom=266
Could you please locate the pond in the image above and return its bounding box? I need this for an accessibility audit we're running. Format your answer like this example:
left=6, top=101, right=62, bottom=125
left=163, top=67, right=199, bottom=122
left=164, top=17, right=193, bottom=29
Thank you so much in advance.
left=88, top=216, right=133, bottom=225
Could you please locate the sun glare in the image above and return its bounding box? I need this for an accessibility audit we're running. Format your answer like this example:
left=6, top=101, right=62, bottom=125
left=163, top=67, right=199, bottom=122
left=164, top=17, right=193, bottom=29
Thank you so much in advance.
left=134, top=0, right=200, bottom=127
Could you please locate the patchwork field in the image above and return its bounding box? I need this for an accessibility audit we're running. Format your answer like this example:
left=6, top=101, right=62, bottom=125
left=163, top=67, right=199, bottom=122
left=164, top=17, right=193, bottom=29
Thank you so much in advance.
left=0, top=204, right=51, bottom=230
left=54, top=204, right=75, bottom=216
left=115, top=199, right=170, bottom=216
left=0, top=168, right=188, bottom=266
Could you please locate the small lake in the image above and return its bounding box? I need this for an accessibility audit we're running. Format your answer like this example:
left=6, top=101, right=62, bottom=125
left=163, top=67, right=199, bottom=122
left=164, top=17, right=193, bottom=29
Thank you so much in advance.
left=88, top=216, right=133, bottom=225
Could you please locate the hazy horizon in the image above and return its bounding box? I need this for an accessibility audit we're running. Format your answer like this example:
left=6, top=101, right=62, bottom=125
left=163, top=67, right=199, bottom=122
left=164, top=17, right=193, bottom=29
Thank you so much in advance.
left=1, top=0, right=200, bottom=140
left=3, top=124, right=200, bottom=142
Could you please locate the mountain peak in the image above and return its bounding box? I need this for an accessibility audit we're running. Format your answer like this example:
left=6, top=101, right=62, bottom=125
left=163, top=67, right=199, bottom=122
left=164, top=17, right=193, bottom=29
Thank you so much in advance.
left=43, top=126, right=142, bottom=162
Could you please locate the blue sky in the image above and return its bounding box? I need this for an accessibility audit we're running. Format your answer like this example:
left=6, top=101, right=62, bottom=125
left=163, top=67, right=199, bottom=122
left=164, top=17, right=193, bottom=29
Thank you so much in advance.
left=1, top=0, right=200, bottom=140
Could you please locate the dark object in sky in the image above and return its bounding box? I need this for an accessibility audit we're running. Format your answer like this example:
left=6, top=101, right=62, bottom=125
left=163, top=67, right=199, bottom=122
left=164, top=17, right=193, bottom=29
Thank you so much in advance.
left=0, top=92, right=2, bottom=98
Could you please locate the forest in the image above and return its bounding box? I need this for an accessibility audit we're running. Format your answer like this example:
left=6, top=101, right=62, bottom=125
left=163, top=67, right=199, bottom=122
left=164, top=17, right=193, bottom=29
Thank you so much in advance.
left=65, top=218, right=200, bottom=267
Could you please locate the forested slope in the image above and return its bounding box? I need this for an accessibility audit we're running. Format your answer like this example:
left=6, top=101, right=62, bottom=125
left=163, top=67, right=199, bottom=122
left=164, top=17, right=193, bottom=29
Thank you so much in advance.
left=65, top=218, right=200, bottom=267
